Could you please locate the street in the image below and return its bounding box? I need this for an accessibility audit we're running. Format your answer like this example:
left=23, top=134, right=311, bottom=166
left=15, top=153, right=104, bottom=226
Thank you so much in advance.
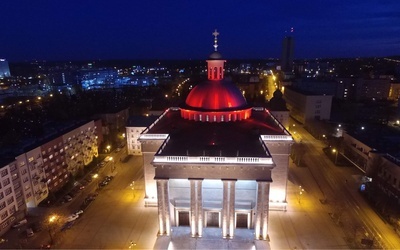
left=288, top=118, right=400, bottom=249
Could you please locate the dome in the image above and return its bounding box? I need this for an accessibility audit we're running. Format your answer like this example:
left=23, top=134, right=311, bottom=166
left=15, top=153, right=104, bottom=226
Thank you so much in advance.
left=185, top=80, right=248, bottom=110
left=208, top=51, right=222, bottom=60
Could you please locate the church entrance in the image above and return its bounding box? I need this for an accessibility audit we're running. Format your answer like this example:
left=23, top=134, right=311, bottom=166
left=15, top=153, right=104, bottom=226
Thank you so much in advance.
left=178, top=211, right=190, bottom=226
left=236, top=213, right=250, bottom=229
left=205, top=211, right=220, bottom=227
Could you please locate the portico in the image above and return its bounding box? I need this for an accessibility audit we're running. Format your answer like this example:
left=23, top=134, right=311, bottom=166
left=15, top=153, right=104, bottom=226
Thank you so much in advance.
left=152, top=153, right=274, bottom=240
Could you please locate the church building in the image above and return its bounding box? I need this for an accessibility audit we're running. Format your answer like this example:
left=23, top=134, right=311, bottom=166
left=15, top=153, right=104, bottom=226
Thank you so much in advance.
left=139, top=30, right=293, bottom=241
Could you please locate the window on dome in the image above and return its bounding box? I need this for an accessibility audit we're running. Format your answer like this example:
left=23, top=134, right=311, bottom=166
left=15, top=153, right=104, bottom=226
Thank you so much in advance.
left=214, top=67, right=217, bottom=79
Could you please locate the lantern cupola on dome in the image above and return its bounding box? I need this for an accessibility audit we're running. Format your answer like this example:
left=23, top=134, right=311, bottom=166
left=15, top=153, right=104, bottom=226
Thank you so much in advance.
left=180, top=30, right=252, bottom=122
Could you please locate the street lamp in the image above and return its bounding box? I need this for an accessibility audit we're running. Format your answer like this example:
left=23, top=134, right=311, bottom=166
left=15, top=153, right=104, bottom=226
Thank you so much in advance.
left=93, top=174, right=99, bottom=187
left=298, top=186, right=304, bottom=204
left=109, top=157, right=115, bottom=173
left=130, top=181, right=135, bottom=198
left=106, top=145, right=111, bottom=153
left=48, top=214, right=58, bottom=244
left=332, top=148, right=338, bottom=164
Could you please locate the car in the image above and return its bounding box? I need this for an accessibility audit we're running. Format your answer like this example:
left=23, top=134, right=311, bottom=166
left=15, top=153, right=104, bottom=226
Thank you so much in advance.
left=105, top=175, right=114, bottom=181
left=30, top=222, right=42, bottom=232
left=71, top=186, right=82, bottom=193
left=63, top=195, right=72, bottom=202
left=26, top=228, right=34, bottom=238
left=40, top=243, right=51, bottom=249
left=86, top=193, right=98, bottom=202
left=84, top=177, right=92, bottom=183
left=60, top=221, right=74, bottom=231
left=12, top=219, right=28, bottom=228
left=74, top=210, right=84, bottom=216
left=66, top=214, right=79, bottom=222
left=99, top=180, right=108, bottom=187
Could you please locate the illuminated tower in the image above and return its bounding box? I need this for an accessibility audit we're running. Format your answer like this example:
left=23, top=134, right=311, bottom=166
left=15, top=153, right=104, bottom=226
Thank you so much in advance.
left=0, top=59, right=10, bottom=77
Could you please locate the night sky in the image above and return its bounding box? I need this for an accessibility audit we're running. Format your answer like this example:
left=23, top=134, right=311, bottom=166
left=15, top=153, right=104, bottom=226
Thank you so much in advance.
left=1, top=0, right=399, bottom=62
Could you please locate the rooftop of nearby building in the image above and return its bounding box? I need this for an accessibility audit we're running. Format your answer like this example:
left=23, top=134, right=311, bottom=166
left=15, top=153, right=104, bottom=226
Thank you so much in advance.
left=346, top=124, right=400, bottom=160
left=285, top=85, right=333, bottom=97
left=127, top=115, right=159, bottom=128
left=144, top=108, right=288, bottom=158
left=0, top=119, right=95, bottom=164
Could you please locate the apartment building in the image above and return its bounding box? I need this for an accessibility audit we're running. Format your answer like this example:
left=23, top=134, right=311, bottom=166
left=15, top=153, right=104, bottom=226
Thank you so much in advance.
left=0, top=120, right=101, bottom=236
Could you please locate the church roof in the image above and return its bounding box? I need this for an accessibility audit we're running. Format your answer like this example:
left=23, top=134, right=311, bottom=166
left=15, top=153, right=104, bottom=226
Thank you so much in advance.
left=146, top=108, right=287, bottom=157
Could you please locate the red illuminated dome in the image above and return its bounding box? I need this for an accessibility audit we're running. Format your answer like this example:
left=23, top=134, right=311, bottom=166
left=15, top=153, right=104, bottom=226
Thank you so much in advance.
left=180, top=29, right=252, bottom=122
left=185, top=80, right=247, bottom=110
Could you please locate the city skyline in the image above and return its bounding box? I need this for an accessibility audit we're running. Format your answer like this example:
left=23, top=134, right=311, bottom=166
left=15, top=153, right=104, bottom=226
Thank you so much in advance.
left=1, top=0, right=400, bottom=62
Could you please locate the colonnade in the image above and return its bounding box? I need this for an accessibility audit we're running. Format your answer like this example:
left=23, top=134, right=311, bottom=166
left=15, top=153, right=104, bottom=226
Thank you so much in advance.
left=156, top=178, right=270, bottom=240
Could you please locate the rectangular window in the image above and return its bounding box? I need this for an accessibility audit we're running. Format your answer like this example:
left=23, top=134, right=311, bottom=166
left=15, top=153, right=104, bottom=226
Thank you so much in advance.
left=3, top=178, right=10, bottom=186
left=1, top=211, right=8, bottom=220
left=5, top=188, right=11, bottom=196
left=7, top=196, right=14, bottom=205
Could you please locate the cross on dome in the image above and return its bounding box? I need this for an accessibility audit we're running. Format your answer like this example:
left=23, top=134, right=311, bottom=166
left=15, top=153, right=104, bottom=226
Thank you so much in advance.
left=212, top=29, right=219, bottom=51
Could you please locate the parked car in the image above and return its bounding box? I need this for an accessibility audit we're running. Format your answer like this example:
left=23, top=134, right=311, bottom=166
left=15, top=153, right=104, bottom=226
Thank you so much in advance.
left=12, top=219, right=28, bottom=228
left=60, top=221, right=74, bottom=231
left=66, top=214, right=79, bottom=222
left=86, top=193, right=98, bottom=202
left=105, top=175, right=114, bottom=182
left=84, top=176, right=92, bottom=183
left=39, top=243, right=51, bottom=249
left=99, top=180, right=108, bottom=187
left=63, top=195, right=72, bottom=202
left=30, top=222, right=42, bottom=232
left=26, top=228, right=34, bottom=238
left=74, top=210, right=84, bottom=216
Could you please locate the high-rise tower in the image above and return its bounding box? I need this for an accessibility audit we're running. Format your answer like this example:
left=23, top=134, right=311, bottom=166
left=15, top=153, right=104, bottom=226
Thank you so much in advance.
left=280, top=29, right=295, bottom=73
left=0, top=59, right=10, bottom=77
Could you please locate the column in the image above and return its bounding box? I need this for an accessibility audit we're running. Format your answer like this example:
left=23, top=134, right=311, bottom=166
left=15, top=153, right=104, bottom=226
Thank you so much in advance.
left=222, top=180, right=229, bottom=238
left=190, top=179, right=203, bottom=237
left=163, top=180, right=171, bottom=236
left=254, top=181, right=270, bottom=241
left=228, top=181, right=235, bottom=237
left=157, top=179, right=165, bottom=235
left=222, top=179, right=236, bottom=238
left=254, top=181, right=262, bottom=239
left=156, top=179, right=170, bottom=236
left=197, top=180, right=203, bottom=237
left=261, top=183, right=269, bottom=240
left=190, top=180, right=197, bottom=237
